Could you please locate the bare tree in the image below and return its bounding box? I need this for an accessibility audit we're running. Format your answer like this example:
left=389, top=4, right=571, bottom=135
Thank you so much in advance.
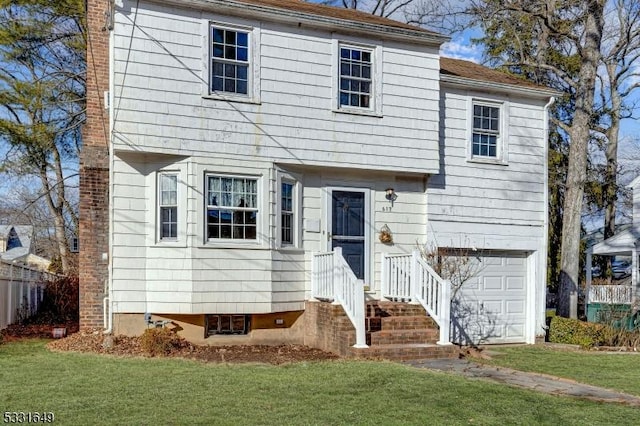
left=419, top=241, right=484, bottom=299
left=320, top=0, right=459, bottom=32
left=595, top=0, right=640, bottom=245
left=0, top=1, right=84, bottom=274
left=466, top=0, right=606, bottom=318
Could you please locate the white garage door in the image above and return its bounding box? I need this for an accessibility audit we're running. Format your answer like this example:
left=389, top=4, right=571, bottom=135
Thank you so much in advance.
left=451, top=251, right=528, bottom=345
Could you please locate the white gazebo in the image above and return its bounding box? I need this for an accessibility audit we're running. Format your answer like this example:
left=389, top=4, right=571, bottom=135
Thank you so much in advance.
left=585, top=177, right=640, bottom=313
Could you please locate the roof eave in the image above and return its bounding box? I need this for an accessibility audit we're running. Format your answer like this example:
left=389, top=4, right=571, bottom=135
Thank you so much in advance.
left=155, top=0, right=449, bottom=46
left=440, top=74, right=560, bottom=99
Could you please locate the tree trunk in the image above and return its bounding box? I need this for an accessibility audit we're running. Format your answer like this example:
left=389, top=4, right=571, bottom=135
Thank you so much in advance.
left=557, top=0, right=606, bottom=318
left=603, top=63, right=621, bottom=241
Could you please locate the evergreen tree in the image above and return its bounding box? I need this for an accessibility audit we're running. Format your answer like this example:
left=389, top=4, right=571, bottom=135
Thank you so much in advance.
left=0, top=0, right=85, bottom=274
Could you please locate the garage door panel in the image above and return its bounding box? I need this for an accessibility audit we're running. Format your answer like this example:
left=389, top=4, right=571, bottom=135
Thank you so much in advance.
left=483, top=257, right=503, bottom=266
left=506, top=323, right=525, bottom=338
left=482, top=300, right=503, bottom=314
left=465, top=279, right=481, bottom=290
left=506, top=276, right=525, bottom=290
left=452, top=250, right=528, bottom=345
left=506, top=256, right=526, bottom=266
left=506, top=300, right=525, bottom=314
left=483, top=276, right=503, bottom=290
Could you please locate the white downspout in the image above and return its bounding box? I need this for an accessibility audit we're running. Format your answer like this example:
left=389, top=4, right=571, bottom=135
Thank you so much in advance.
left=540, top=96, right=555, bottom=336
left=104, top=0, right=116, bottom=334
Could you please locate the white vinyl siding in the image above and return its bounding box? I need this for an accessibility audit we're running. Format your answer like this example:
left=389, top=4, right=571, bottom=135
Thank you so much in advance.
left=111, top=2, right=441, bottom=174
left=428, top=87, right=546, bottom=249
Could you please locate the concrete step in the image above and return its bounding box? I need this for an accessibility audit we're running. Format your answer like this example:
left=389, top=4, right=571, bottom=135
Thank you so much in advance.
left=368, top=328, right=439, bottom=345
left=350, top=343, right=459, bottom=361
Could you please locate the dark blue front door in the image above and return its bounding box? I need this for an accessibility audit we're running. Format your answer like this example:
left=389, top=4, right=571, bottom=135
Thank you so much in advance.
left=331, top=190, right=365, bottom=280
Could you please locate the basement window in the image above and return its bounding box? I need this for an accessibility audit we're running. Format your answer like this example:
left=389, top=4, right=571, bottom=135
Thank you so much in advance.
left=205, top=314, right=249, bottom=336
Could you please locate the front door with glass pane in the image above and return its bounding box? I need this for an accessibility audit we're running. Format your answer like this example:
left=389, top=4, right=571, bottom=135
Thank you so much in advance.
left=330, top=190, right=367, bottom=281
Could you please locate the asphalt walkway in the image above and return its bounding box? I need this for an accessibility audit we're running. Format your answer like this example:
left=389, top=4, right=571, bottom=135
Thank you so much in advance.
left=406, top=358, right=640, bottom=407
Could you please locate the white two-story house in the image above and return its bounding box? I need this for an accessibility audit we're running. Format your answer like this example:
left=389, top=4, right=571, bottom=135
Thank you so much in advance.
left=80, top=0, right=556, bottom=352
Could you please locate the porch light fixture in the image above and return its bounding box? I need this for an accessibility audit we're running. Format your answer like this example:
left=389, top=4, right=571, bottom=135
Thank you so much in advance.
left=385, top=188, right=397, bottom=202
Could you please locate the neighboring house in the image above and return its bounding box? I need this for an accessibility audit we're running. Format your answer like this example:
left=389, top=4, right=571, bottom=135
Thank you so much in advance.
left=586, top=177, right=640, bottom=316
left=0, top=225, right=32, bottom=254
left=80, top=0, right=555, bottom=350
left=0, top=225, right=51, bottom=271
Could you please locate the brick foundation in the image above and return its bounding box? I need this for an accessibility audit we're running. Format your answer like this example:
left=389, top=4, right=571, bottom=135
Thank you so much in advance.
left=79, top=0, right=110, bottom=329
left=303, top=301, right=357, bottom=356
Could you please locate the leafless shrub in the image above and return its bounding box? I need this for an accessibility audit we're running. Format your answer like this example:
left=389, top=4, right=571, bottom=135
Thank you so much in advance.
left=418, top=241, right=484, bottom=299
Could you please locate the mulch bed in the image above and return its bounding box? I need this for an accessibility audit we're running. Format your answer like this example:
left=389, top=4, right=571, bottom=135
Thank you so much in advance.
left=1, top=322, right=80, bottom=342
left=3, top=324, right=339, bottom=364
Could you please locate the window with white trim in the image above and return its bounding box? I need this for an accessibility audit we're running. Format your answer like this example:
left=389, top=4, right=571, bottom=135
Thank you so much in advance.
left=339, top=45, right=373, bottom=109
left=158, top=173, right=178, bottom=240
left=472, top=103, right=500, bottom=158
left=206, top=175, right=258, bottom=240
left=210, top=25, right=249, bottom=95
left=281, top=181, right=294, bottom=245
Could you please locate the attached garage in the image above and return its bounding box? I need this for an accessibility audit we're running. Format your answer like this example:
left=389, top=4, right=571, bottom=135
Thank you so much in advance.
left=450, top=251, right=530, bottom=345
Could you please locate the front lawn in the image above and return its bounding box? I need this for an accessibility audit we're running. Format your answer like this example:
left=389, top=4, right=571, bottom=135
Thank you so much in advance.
left=480, top=345, right=640, bottom=396
left=1, top=340, right=638, bottom=425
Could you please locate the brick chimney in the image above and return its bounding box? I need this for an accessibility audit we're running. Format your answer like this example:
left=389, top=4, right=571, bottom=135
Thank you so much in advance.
left=79, top=0, right=110, bottom=329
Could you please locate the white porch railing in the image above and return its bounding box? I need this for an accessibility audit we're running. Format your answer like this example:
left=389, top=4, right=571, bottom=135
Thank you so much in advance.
left=311, top=247, right=367, bottom=348
left=381, top=251, right=451, bottom=345
left=0, top=260, right=51, bottom=330
left=588, top=285, right=632, bottom=305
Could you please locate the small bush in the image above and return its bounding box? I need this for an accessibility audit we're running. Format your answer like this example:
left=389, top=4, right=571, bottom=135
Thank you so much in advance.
left=140, top=328, right=186, bottom=356
left=549, top=316, right=612, bottom=348
left=33, top=276, right=79, bottom=324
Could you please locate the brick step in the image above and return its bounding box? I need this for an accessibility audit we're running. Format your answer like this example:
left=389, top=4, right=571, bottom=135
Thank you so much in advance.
left=368, top=328, right=439, bottom=345
left=380, top=315, right=438, bottom=330
left=366, top=301, right=427, bottom=318
left=349, top=343, right=459, bottom=361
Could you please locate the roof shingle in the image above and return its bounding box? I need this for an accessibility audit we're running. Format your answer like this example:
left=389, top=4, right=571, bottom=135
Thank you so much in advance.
left=230, top=0, right=441, bottom=35
left=440, top=57, right=551, bottom=91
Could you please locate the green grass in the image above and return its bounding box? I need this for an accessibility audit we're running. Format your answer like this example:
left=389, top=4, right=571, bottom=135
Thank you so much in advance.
left=480, top=345, right=640, bottom=396
left=1, top=340, right=639, bottom=425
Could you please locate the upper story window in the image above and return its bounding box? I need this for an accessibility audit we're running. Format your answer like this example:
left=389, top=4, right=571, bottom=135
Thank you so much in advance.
left=211, top=26, right=249, bottom=95
left=159, top=173, right=178, bottom=240
left=472, top=103, right=500, bottom=158
left=206, top=175, right=258, bottom=240
left=339, top=46, right=372, bottom=109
